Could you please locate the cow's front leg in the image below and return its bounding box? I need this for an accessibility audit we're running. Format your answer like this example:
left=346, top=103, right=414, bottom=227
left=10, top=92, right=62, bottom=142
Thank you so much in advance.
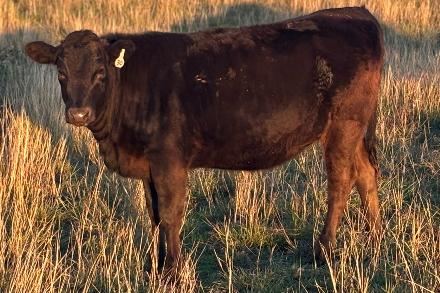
left=143, top=176, right=166, bottom=271
left=147, top=158, right=188, bottom=274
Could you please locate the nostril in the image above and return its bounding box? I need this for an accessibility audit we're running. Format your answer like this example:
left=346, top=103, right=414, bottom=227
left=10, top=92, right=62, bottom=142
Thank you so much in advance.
left=67, top=108, right=76, bottom=121
left=83, top=108, right=91, bottom=119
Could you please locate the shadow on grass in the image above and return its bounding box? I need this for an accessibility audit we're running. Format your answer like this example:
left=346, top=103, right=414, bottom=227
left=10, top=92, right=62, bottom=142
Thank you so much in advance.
left=171, top=3, right=289, bottom=32
left=412, top=110, right=440, bottom=206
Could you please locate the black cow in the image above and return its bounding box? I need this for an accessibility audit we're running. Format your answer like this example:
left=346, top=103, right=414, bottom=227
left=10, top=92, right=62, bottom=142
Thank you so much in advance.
left=25, top=6, right=384, bottom=274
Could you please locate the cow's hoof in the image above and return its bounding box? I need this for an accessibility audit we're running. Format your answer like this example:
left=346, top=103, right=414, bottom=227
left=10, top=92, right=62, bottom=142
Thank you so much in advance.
left=314, top=237, right=333, bottom=265
left=159, top=258, right=184, bottom=284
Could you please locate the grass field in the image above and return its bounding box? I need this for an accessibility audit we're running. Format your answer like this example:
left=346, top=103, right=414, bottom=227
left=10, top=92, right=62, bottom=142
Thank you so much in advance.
left=1, top=0, right=439, bottom=292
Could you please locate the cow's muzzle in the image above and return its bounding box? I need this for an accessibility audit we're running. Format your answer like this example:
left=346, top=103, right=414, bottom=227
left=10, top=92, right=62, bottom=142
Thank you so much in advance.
left=66, top=107, right=94, bottom=126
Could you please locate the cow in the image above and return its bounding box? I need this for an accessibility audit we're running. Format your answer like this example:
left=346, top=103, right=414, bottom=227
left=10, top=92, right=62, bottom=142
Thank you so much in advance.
left=25, top=6, right=384, bottom=275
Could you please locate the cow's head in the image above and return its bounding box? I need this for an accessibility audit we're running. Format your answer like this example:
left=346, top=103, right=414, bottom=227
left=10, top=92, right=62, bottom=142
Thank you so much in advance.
left=25, top=30, right=135, bottom=127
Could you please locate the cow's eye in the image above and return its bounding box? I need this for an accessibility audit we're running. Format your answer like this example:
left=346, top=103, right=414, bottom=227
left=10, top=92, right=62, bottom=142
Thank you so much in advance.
left=94, top=67, right=106, bottom=81
left=58, top=72, right=67, bottom=81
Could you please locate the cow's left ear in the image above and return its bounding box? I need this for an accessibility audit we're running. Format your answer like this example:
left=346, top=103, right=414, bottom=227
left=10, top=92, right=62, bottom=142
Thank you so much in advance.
left=25, top=41, right=58, bottom=64
left=107, top=39, right=136, bottom=68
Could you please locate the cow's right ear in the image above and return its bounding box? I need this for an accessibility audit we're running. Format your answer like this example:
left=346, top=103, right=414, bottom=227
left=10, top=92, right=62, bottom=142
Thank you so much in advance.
left=106, top=40, right=136, bottom=68
left=25, top=41, right=58, bottom=64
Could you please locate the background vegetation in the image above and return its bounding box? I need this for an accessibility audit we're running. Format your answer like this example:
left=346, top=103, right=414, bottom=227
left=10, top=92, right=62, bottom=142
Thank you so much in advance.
left=1, top=0, right=439, bottom=291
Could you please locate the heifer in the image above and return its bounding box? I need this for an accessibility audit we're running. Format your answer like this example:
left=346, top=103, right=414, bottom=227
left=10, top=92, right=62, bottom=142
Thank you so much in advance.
left=25, top=6, right=384, bottom=274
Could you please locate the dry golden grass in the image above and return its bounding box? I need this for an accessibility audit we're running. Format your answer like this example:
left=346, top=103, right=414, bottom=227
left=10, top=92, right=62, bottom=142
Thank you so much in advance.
left=1, top=0, right=439, bottom=291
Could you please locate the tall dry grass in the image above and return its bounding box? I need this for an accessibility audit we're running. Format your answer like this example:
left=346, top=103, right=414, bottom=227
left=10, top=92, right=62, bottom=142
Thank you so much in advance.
left=0, top=0, right=439, bottom=291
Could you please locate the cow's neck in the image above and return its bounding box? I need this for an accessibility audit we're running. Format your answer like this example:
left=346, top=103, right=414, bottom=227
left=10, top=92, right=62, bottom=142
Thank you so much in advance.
left=86, top=68, right=134, bottom=173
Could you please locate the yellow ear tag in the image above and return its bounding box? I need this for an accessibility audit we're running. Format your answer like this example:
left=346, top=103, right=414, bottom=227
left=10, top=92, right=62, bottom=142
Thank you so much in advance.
left=114, top=48, right=125, bottom=68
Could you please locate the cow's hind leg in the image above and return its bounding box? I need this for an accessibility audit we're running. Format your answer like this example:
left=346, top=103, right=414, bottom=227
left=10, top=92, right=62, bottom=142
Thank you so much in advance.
left=316, top=120, right=364, bottom=262
left=355, top=140, right=381, bottom=238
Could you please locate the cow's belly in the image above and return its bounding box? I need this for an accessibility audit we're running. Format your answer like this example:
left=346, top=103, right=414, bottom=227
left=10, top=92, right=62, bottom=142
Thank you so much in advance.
left=201, top=140, right=313, bottom=170
left=191, top=111, right=329, bottom=170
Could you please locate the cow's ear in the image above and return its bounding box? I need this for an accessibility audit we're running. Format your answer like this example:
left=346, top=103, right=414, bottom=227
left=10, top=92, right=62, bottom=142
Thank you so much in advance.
left=25, top=41, right=58, bottom=64
left=107, top=40, right=136, bottom=68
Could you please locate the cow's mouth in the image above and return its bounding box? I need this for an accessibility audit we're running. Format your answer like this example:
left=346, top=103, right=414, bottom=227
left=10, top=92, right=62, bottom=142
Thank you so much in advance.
left=67, top=119, right=90, bottom=127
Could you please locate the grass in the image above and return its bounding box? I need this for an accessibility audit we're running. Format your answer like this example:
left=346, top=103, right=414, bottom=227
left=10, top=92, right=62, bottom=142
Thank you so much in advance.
left=1, top=0, right=439, bottom=291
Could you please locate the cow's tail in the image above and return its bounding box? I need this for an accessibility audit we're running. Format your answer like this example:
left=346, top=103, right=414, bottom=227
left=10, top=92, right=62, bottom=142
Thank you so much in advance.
left=365, top=109, right=379, bottom=176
